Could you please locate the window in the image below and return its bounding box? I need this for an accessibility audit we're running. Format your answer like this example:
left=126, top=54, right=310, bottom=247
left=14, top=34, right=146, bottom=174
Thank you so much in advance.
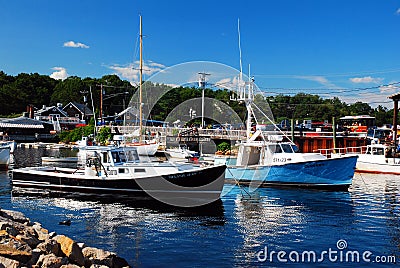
left=268, top=144, right=282, bottom=153
left=281, top=144, right=294, bottom=153
left=291, top=144, right=300, bottom=153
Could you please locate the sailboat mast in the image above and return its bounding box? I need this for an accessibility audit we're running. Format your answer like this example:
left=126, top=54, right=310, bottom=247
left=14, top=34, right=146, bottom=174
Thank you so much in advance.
left=139, top=15, right=143, bottom=142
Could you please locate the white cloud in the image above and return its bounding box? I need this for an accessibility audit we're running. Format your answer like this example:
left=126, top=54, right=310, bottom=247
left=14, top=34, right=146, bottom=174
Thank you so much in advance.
left=349, top=76, right=383, bottom=84
left=50, top=67, right=68, bottom=80
left=108, top=60, right=165, bottom=84
left=294, top=75, right=337, bottom=88
left=396, top=8, right=400, bottom=15
left=63, top=41, right=89, bottom=48
left=380, top=84, right=399, bottom=94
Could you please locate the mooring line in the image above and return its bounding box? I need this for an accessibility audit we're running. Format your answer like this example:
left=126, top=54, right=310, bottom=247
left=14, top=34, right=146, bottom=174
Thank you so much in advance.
left=226, top=168, right=252, bottom=198
left=357, top=172, right=369, bottom=191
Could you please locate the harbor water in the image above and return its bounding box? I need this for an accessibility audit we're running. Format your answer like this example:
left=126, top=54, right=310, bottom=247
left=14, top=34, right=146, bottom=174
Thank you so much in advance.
left=0, top=147, right=399, bottom=267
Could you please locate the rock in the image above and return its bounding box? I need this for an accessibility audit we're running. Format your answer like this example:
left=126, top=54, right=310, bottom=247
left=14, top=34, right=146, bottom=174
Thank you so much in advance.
left=60, top=264, right=81, bottom=268
left=37, top=239, right=61, bottom=256
left=0, top=255, right=20, bottom=268
left=55, top=235, right=85, bottom=266
left=82, top=247, right=130, bottom=268
left=33, top=223, right=50, bottom=241
left=16, top=233, right=40, bottom=248
left=28, top=248, right=42, bottom=266
left=36, top=253, right=68, bottom=268
left=0, top=222, right=18, bottom=237
left=0, top=244, right=32, bottom=264
left=0, top=209, right=29, bottom=224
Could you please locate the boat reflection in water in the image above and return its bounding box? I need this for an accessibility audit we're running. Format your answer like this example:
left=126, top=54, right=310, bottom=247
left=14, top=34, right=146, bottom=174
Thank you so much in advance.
left=230, top=186, right=354, bottom=263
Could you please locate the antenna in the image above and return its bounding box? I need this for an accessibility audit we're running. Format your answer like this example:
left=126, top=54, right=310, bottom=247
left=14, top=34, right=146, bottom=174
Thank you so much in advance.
left=237, top=18, right=246, bottom=102
left=198, top=72, right=210, bottom=128
left=238, top=18, right=243, bottom=81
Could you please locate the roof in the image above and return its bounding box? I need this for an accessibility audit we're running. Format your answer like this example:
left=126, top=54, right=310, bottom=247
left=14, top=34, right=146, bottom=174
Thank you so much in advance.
left=35, top=105, right=67, bottom=117
left=388, top=92, right=400, bottom=100
left=64, top=102, right=93, bottom=116
left=0, top=116, right=45, bottom=129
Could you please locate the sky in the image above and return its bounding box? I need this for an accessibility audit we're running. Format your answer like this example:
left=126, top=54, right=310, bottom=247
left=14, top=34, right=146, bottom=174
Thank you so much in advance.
left=2, top=0, right=400, bottom=108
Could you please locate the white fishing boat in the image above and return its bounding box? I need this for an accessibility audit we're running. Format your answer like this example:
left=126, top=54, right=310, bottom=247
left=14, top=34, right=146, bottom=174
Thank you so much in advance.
left=12, top=145, right=226, bottom=207
left=0, top=133, right=16, bottom=153
left=331, top=143, right=400, bottom=175
left=165, top=145, right=199, bottom=159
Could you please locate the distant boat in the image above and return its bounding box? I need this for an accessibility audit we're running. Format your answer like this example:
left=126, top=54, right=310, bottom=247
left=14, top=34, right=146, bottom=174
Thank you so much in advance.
left=165, top=145, right=199, bottom=159
left=0, top=133, right=16, bottom=153
left=0, top=146, right=10, bottom=170
left=333, top=143, right=400, bottom=175
left=12, top=146, right=226, bottom=206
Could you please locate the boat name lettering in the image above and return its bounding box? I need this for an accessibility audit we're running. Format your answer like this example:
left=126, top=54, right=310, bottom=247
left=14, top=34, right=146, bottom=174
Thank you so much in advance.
left=305, top=163, right=325, bottom=168
left=273, top=158, right=287, bottom=163
left=167, top=172, right=197, bottom=179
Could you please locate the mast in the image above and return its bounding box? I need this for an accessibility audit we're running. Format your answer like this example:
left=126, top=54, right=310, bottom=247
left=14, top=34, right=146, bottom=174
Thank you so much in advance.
left=139, top=15, right=143, bottom=142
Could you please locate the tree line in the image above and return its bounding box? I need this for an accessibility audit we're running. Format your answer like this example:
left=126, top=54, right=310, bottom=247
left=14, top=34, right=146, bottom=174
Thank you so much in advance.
left=0, top=71, right=394, bottom=126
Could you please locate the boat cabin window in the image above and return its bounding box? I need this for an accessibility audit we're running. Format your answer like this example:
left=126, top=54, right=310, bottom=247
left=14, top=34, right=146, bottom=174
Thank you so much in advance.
left=281, top=144, right=294, bottom=153
left=291, top=144, right=300, bottom=153
left=268, top=144, right=282, bottom=153
left=102, top=152, right=109, bottom=163
left=118, top=168, right=129, bottom=174
left=366, top=146, right=384, bottom=155
left=126, top=150, right=139, bottom=162
left=111, top=152, right=121, bottom=163
left=119, top=151, right=127, bottom=162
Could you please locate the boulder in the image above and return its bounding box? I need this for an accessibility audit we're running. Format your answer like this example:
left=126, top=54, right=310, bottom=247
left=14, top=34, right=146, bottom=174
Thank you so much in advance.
left=0, top=209, right=29, bottom=224
left=36, top=253, right=68, bottom=268
left=60, top=264, right=81, bottom=268
left=0, top=255, right=20, bottom=268
left=0, top=222, right=18, bottom=237
left=0, top=244, right=32, bottom=264
left=37, top=239, right=61, bottom=256
left=16, top=233, right=40, bottom=248
left=55, top=235, right=85, bottom=266
left=33, top=223, right=50, bottom=241
left=82, top=247, right=130, bottom=268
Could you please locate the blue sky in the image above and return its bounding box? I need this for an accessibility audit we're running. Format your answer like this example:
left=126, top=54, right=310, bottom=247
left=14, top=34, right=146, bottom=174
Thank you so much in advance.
left=2, top=0, right=400, bottom=108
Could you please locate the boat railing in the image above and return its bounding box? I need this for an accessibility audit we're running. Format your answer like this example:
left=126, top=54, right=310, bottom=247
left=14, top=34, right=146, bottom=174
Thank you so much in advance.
left=315, top=146, right=368, bottom=158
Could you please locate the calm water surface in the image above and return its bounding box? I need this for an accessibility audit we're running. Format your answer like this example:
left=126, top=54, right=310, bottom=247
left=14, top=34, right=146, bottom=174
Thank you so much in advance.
left=0, top=147, right=399, bottom=267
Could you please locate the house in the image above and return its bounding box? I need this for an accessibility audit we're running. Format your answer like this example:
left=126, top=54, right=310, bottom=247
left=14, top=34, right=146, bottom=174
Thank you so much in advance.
left=62, top=101, right=93, bottom=125
left=34, top=104, right=67, bottom=122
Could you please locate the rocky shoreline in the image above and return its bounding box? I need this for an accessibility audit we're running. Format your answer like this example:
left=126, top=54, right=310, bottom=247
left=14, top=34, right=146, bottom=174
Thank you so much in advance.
left=0, top=208, right=130, bottom=268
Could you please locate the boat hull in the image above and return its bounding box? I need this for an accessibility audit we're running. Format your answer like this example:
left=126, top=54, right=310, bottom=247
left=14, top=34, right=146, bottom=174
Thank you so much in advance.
left=225, top=156, right=358, bottom=190
left=356, top=161, right=400, bottom=175
left=12, top=164, right=226, bottom=207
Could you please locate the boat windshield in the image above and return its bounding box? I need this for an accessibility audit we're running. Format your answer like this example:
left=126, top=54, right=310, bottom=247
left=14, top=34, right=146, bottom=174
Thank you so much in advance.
left=111, top=151, right=122, bottom=164
left=126, top=150, right=140, bottom=162
left=268, top=144, right=282, bottom=153
left=291, top=144, right=300, bottom=153
left=281, top=144, right=294, bottom=153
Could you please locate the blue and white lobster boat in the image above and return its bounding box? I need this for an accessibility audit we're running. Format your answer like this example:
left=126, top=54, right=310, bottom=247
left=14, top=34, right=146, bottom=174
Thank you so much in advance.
left=217, top=69, right=358, bottom=190
left=218, top=132, right=358, bottom=190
